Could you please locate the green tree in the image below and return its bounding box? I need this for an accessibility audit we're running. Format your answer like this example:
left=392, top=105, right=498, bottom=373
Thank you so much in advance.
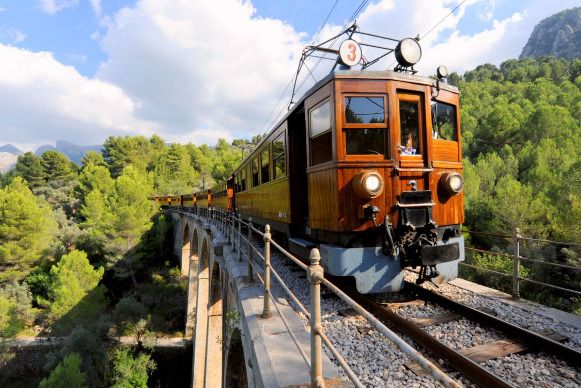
left=103, top=135, right=164, bottom=178
left=0, top=281, right=33, bottom=338
left=0, top=177, right=57, bottom=283
left=76, top=163, right=114, bottom=205
left=80, top=151, right=106, bottom=168
left=212, top=138, right=242, bottom=183
left=106, top=166, right=155, bottom=283
left=14, top=152, right=44, bottom=189
left=44, top=325, right=109, bottom=388
left=110, top=348, right=156, bottom=388
left=48, top=250, right=106, bottom=330
left=188, top=143, right=214, bottom=189
left=40, top=150, right=76, bottom=183
left=154, top=143, right=198, bottom=194
left=39, top=353, right=88, bottom=388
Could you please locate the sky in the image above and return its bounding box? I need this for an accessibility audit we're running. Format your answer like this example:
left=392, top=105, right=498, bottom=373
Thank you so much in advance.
left=0, top=0, right=578, bottom=151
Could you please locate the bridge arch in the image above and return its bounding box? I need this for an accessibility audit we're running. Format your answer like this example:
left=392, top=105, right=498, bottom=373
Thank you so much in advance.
left=204, top=259, right=223, bottom=386
left=223, top=328, right=248, bottom=387
left=181, top=222, right=190, bottom=276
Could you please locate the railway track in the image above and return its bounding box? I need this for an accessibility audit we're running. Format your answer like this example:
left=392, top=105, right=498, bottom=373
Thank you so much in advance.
left=344, top=280, right=581, bottom=388
left=246, top=236, right=581, bottom=387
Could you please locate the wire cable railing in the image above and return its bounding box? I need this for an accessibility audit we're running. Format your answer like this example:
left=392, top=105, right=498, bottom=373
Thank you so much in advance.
left=182, top=207, right=462, bottom=388
left=462, top=229, right=581, bottom=298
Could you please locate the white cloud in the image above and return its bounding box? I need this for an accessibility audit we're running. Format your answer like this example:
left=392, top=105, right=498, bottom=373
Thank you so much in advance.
left=90, top=0, right=101, bottom=16
left=0, top=28, right=26, bottom=44
left=0, top=44, right=157, bottom=149
left=38, top=0, right=78, bottom=15
left=96, top=0, right=306, bottom=144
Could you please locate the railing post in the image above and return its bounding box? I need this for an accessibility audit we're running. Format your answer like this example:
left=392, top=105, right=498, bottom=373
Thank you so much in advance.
left=308, top=248, right=325, bottom=388
left=237, top=215, right=242, bottom=262
left=230, top=213, right=234, bottom=247
left=512, top=228, right=522, bottom=299
left=247, top=217, right=253, bottom=280
left=261, top=225, right=273, bottom=319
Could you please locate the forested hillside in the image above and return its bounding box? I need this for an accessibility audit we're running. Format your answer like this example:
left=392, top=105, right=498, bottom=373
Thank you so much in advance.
left=453, top=56, right=581, bottom=312
left=0, top=136, right=250, bottom=386
left=455, top=56, right=581, bottom=242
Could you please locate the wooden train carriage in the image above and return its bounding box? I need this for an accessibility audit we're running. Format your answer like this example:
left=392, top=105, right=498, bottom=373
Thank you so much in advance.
left=181, top=193, right=195, bottom=208
left=159, top=195, right=172, bottom=207
left=234, top=70, right=463, bottom=246
left=303, top=71, right=463, bottom=241
left=171, top=195, right=181, bottom=207
left=233, top=124, right=291, bottom=232
left=210, top=181, right=230, bottom=210
left=195, top=189, right=211, bottom=208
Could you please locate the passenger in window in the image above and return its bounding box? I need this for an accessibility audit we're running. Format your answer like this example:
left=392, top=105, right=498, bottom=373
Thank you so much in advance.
left=399, top=133, right=416, bottom=155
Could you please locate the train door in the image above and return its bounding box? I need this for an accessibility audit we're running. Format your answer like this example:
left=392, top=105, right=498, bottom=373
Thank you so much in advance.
left=288, top=104, right=308, bottom=236
left=395, top=92, right=430, bottom=193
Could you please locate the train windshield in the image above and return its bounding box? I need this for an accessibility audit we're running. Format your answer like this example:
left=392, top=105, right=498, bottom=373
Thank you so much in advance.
left=431, top=101, right=457, bottom=141
left=344, top=96, right=388, bottom=156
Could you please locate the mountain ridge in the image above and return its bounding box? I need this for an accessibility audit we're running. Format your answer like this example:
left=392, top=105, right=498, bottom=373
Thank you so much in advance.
left=520, top=7, right=581, bottom=59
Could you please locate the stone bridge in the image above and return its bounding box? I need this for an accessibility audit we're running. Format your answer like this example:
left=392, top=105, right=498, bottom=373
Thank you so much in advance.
left=168, top=210, right=347, bottom=388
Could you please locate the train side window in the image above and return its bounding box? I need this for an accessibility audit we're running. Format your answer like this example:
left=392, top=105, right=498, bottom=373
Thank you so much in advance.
left=252, top=157, right=259, bottom=187
left=343, top=95, right=387, bottom=155
left=261, top=148, right=270, bottom=184
left=240, top=167, right=247, bottom=191
left=399, top=101, right=421, bottom=155
left=272, top=133, right=286, bottom=179
left=309, top=99, right=332, bottom=166
left=431, top=101, right=457, bottom=141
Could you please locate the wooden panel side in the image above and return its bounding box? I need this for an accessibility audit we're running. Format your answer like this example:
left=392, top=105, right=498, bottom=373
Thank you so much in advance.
left=235, top=178, right=291, bottom=223
left=308, top=168, right=338, bottom=231
left=212, top=194, right=228, bottom=210
left=433, top=139, right=459, bottom=161
left=431, top=167, right=464, bottom=226
left=337, top=166, right=394, bottom=231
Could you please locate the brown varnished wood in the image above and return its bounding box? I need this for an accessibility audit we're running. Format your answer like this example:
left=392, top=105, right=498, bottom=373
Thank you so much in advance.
left=307, top=168, right=338, bottom=230
left=433, top=139, right=459, bottom=161
left=431, top=167, right=465, bottom=225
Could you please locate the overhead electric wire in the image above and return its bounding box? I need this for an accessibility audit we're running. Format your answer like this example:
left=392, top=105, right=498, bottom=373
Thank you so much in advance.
left=263, top=0, right=370, bottom=131
left=293, top=0, right=369, bottom=99
left=258, top=0, right=341, bottom=135
left=420, top=0, right=467, bottom=41
left=386, top=0, right=467, bottom=70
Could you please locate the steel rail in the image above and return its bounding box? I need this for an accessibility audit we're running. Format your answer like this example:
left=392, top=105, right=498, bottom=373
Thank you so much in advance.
left=405, top=282, right=581, bottom=366
left=317, top=277, right=461, bottom=387
left=344, top=287, right=513, bottom=388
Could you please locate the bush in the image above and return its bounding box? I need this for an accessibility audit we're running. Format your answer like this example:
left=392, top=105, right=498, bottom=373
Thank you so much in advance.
left=39, top=353, right=88, bottom=388
left=0, top=281, right=33, bottom=338
left=110, top=348, right=156, bottom=388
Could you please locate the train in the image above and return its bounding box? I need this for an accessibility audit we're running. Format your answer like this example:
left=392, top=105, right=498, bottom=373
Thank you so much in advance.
left=155, top=30, right=465, bottom=294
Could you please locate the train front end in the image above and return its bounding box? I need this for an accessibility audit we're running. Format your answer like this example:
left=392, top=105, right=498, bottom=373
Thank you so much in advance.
left=302, top=38, right=464, bottom=293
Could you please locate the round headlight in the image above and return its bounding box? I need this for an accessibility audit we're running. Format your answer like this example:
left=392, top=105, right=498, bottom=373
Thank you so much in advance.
left=352, top=171, right=384, bottom=199
left=437, top=65, right=448, bottom=79
left=395, top=38, right=422, bottom=67
left=364, top=175, right=380, bottom=192
left=440, top=172, right=464, bottom=196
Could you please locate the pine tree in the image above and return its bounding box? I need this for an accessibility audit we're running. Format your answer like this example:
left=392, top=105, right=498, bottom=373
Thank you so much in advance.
left=0, top=177, right=57, bottom=283
left=15, top=152, right=44, bottom=189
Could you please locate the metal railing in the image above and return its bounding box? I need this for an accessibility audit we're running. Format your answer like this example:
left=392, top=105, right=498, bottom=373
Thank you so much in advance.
left=179, top=207, right=461, bottom=388
left=463, top=228, right=581, bottom=299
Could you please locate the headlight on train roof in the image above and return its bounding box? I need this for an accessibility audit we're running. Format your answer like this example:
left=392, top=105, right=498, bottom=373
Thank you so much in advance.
left=352, top=171, right=384, bottom=199
left=439, top=172, right=464, bottom=196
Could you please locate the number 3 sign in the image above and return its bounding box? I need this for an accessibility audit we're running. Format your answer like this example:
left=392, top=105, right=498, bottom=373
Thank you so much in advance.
left=339, top=39, right=362, bottom=67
